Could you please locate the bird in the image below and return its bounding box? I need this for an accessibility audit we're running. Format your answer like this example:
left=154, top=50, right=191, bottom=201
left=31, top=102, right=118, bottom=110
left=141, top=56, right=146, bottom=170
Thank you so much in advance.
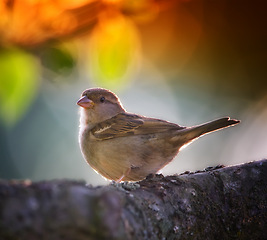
left=77, top=87, right=240, bottom=182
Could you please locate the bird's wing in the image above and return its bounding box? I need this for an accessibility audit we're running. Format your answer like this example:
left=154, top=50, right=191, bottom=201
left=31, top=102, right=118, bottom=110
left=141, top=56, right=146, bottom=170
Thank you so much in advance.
left=91, top=113, right=184, bottom=140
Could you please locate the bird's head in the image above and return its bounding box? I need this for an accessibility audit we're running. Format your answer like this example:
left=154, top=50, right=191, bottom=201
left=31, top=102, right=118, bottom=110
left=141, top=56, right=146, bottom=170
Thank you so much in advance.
left=77, top=88, right=125, bottom=124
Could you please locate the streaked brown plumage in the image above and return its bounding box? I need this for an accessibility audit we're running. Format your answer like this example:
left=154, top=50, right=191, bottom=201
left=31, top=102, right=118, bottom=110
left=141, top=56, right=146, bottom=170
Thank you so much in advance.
left=77, top=88, right=240, bottom=182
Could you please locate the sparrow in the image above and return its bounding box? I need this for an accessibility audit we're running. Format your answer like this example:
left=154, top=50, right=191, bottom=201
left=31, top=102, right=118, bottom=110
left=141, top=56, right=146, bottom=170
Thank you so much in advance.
left=77, top=88, right=240, bottom=182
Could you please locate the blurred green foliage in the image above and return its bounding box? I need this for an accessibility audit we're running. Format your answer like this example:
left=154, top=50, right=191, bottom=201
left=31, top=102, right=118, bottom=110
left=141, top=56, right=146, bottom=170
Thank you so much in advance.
left=89, top=15, right=140, bottom=89
left=0, top=48, right=39, bottom=126
left=39, top=46, right=75, bottom=75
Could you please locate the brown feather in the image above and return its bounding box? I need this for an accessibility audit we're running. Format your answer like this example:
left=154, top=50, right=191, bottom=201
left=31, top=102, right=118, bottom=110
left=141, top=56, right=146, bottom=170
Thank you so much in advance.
left=91, top=113, right=185, bottom=140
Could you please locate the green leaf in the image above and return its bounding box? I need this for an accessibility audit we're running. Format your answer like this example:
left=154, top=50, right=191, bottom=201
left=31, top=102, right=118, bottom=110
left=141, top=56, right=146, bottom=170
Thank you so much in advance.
left=40, top=46, right=76, bottom=75
left=89, top=15, right=140, bottom=89
left=0, top=48, right=39, bottom=126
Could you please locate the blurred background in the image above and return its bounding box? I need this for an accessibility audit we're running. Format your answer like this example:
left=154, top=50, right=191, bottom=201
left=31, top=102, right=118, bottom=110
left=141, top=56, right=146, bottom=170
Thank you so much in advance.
left=0, top=0, right=266, bottom=185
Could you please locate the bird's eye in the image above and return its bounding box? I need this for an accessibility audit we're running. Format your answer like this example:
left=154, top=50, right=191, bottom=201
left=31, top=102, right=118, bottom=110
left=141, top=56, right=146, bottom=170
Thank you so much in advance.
left=100, top=96, right=105, bottom=103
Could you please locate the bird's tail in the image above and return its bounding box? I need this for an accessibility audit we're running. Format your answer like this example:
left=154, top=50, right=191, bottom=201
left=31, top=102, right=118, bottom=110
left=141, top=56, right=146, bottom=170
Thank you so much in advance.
left=172, top=117, right=240, bottom=146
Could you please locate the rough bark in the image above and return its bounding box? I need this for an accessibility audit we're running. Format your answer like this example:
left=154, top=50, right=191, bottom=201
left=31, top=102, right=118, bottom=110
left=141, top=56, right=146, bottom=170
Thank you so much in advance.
left=0, top=160, right=266, bottom=240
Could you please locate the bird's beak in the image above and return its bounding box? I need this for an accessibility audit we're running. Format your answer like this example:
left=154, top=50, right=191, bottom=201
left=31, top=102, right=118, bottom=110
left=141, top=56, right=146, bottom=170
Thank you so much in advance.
left=77, top=96, right=94, bottom=109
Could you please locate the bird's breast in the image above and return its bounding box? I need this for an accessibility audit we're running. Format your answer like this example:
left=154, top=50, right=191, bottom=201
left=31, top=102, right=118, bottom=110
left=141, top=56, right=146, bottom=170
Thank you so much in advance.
left=79, top=131, right=180, bottom=181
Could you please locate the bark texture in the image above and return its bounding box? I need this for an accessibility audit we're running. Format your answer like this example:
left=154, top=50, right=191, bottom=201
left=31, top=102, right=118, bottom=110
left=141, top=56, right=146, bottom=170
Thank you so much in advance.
left=0, top=160, right=266, bottom=240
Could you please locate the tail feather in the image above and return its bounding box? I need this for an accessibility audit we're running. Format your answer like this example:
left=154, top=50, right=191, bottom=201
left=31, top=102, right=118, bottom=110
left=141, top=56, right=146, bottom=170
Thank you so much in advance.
left=191, top=117, right=240, bottom=136
left=172, top=117, right=240, bottom=145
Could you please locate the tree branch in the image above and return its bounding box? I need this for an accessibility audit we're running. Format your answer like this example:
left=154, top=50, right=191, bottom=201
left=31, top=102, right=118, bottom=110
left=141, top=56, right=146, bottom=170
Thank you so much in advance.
left=0, top=160, right=266, bottom=239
